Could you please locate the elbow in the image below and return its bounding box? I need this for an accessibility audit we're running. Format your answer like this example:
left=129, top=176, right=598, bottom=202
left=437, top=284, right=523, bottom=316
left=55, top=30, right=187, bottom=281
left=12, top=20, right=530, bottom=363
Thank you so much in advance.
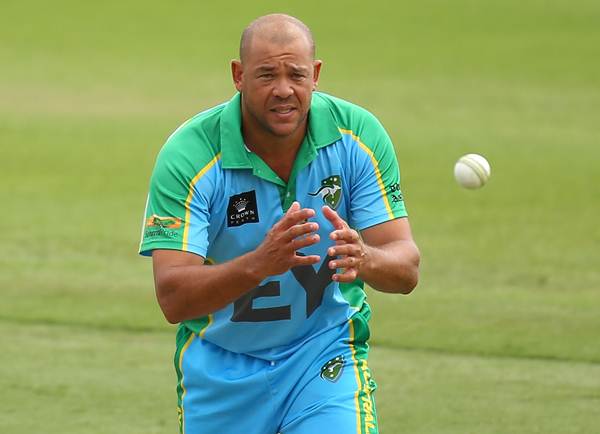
left=393, top=252, right=420, bottom=294
left=365, top=251, right=420, bottom=294
left=155, top=271, right=213, bottom=324
left=155, top=275, right=186, bottom=324
left=157, top=291, right=184, bottom=324
left=371, top=267, right=419, bottom=294
left=386, top=241, right=420, bottom=294
left=398, top=269, right=419, bottom=294
left=400, top=246, right=421, bottom=294
left=162, top=307, right=183, bottom=325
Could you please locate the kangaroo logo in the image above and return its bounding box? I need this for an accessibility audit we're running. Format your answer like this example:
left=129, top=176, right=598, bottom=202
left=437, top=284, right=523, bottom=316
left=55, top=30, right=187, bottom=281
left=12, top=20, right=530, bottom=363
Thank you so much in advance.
left=320, top=355, right=345, bottom=382
left=309, top=175, right=342, bottom=209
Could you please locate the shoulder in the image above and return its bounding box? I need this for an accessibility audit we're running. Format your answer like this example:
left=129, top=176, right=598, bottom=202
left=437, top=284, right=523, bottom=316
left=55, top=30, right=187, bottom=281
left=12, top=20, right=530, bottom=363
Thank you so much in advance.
left=154, top=103, right=226, bottom=180
left=313, top=92, right=394, bottom=165
left=161, top=102, right=225, bottom=160
left=313, top=92, right=387, bottom=138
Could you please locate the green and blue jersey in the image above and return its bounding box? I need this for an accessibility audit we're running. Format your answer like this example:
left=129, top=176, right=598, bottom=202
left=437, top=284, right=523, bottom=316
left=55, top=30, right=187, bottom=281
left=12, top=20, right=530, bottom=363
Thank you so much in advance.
left=139, top=92, right=407, bottom=360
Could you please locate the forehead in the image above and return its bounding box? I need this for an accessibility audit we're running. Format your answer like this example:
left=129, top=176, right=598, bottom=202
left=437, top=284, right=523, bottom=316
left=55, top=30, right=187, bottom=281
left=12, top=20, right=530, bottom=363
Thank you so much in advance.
left=244, top=34, right=313, bottom=66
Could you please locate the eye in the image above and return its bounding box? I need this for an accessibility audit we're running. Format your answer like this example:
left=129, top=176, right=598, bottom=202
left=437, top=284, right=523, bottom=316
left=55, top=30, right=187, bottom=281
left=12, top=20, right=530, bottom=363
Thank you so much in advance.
left=259, top=73, right=274, bottom=80
left=292, top=72, right=307, bottom=81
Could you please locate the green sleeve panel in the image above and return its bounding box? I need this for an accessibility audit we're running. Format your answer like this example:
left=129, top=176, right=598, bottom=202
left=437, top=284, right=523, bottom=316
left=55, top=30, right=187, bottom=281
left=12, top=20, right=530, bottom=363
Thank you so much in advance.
left=139, top=115, right=221, bottom=257
left=348, top=105, right=407, bottom=219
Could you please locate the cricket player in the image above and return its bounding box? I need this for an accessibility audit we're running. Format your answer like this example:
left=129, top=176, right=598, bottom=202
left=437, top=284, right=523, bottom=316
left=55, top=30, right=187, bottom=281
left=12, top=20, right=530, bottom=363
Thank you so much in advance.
left=139, top=13, right=420, bottom=434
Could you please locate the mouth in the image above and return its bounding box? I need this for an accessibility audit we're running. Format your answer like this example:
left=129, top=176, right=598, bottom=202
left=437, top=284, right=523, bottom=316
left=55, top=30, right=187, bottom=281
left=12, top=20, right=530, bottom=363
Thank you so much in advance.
left=270, top=106, right=297, bottom=115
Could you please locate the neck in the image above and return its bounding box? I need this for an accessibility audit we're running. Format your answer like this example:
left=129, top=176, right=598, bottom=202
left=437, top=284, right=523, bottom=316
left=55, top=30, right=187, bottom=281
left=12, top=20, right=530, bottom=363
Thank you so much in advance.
left=245, top=131, right=304, bottom=183
left=242, top=123, right=306, bottom=158
left=241, top=111, right=307, bottom=182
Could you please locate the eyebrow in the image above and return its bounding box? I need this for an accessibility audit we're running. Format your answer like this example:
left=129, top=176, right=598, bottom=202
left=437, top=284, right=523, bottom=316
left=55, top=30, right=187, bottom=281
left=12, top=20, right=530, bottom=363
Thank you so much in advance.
left=254, top=64, right=310, bottom=73
left=290, top=65, right=309, bottom=73
left=255, top=65, right=276, bottom=73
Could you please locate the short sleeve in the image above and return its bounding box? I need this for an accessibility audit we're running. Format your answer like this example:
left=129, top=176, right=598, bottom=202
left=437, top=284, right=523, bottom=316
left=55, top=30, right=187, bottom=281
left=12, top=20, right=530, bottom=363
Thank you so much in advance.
left=139, top=137, right=216, bottom=258
left=346, top=112, right=407, bottom=231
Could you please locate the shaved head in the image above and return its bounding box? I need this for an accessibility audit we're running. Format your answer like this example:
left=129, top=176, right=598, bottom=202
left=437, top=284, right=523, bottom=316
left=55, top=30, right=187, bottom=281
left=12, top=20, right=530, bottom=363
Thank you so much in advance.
left=231, top=13, right=322, bottom=148
left=240, top=14, right=315, bottom=62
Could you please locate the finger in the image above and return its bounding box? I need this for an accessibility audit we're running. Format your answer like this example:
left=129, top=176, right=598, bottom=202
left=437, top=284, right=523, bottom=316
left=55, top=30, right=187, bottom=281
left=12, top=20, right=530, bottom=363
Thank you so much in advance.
left=329, top=256, right=360, bottom=270
left=327, top=244, right=360, bottom=258
left=291, top=254, right=321, bottom=267
left=276, top=201, right=301, bottom=230
left=288, top=208, right=316, bottom=223
left=291, top=233, right=320, bottom=250
left=278, top=207, right=316, bottom=231
left=322, top=206, right=346, bottom=230
left=286, top=201, right=301, bottom=215
left=284, top=222, right=319, bottom=242
left=330, top=228, right=360, bottom=243
left=332, top=268, right=358, bottom=283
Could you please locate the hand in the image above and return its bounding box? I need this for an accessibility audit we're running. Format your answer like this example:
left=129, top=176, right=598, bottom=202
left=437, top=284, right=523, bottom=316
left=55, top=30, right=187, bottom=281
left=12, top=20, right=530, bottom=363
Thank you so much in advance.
left=253, top=202, right=321, bottom=277
left=322, top=206, right=367, bottom=283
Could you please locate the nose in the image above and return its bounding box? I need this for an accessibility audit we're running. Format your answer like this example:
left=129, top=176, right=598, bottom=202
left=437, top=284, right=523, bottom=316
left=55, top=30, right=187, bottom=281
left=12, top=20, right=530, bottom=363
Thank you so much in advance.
left=272, top=77, right=294, bottom=99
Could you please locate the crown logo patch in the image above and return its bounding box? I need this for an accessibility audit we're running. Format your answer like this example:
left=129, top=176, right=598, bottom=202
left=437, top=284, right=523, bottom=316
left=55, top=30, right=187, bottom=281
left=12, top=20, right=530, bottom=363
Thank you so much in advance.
left=227, top=190, right=259, bottom=227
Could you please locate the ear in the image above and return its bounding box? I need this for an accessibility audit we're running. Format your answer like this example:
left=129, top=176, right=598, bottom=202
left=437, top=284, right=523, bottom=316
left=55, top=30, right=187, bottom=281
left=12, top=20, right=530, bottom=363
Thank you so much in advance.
left=231, top=60, right=243, bottom=92
left=312, top=60, right=323, bottom=90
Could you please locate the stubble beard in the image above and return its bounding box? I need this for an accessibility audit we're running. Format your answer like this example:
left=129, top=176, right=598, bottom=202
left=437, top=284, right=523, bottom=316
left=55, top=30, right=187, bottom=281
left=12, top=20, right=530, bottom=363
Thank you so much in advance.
left=244, top=99, right=308, bottom=141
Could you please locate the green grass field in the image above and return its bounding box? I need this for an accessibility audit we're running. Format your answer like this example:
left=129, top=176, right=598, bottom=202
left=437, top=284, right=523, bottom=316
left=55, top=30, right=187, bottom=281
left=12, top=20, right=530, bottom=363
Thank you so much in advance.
left=1, top=1, right=599, bottom=432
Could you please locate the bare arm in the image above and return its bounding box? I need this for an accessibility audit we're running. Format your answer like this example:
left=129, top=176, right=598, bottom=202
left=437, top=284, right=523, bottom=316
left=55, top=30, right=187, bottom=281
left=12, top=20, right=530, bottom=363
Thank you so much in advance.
left=323, top=207, right=420, bottom=294
left=153, top=250, right=262, bottom=324
left=152, top=202, right=321, bottom=323
left=357, top=218, right=420, bottom=293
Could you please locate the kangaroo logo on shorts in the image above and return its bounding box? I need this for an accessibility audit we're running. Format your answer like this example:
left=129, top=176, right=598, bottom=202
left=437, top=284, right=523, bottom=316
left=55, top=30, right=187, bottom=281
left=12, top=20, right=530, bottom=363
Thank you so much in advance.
left=320, top=355, right=344, bottom=382
left=309, top=175, right=342, bottom=209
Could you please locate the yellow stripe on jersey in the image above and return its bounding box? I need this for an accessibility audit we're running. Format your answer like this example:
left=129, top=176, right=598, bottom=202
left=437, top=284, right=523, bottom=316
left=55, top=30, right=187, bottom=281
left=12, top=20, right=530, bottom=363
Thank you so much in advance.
left=199, top=314, right=213, bottom=339
left=338, top=129, right=394, bottom=220
left=182, top=153, right=222, bottom=251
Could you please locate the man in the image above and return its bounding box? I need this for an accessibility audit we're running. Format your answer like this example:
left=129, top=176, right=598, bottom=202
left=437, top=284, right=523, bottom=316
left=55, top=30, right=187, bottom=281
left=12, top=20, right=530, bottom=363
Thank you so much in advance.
left=140, top=13, right=419, bottom=434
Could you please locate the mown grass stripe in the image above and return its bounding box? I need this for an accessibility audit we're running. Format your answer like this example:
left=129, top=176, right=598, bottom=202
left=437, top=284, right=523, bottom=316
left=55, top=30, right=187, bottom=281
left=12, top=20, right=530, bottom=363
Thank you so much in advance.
left=2, top=316, right=599, bottom=366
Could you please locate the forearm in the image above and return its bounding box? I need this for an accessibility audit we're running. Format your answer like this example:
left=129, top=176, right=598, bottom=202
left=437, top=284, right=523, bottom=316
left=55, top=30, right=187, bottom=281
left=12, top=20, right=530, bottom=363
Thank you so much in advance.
left=154, top=251, right=265, bottom=323
left=358, top=240, right=420, bottom=294
left=152, top=203, right=322, bottom=324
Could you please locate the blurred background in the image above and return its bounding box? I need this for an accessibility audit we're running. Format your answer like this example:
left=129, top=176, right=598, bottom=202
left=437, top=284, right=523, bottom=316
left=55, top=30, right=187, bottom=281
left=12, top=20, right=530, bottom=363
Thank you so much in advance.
left=1, top=0, right=599, bottom=432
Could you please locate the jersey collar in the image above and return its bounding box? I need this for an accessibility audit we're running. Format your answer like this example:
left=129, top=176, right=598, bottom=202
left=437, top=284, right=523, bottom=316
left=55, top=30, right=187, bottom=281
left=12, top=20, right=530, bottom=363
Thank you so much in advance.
left=220, top=92, right=342, bottom=169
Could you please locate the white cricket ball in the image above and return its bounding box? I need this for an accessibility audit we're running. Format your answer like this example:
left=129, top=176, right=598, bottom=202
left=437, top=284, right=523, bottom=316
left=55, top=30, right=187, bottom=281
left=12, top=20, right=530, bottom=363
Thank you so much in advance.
left=454, top=153, right=491, bottom=189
